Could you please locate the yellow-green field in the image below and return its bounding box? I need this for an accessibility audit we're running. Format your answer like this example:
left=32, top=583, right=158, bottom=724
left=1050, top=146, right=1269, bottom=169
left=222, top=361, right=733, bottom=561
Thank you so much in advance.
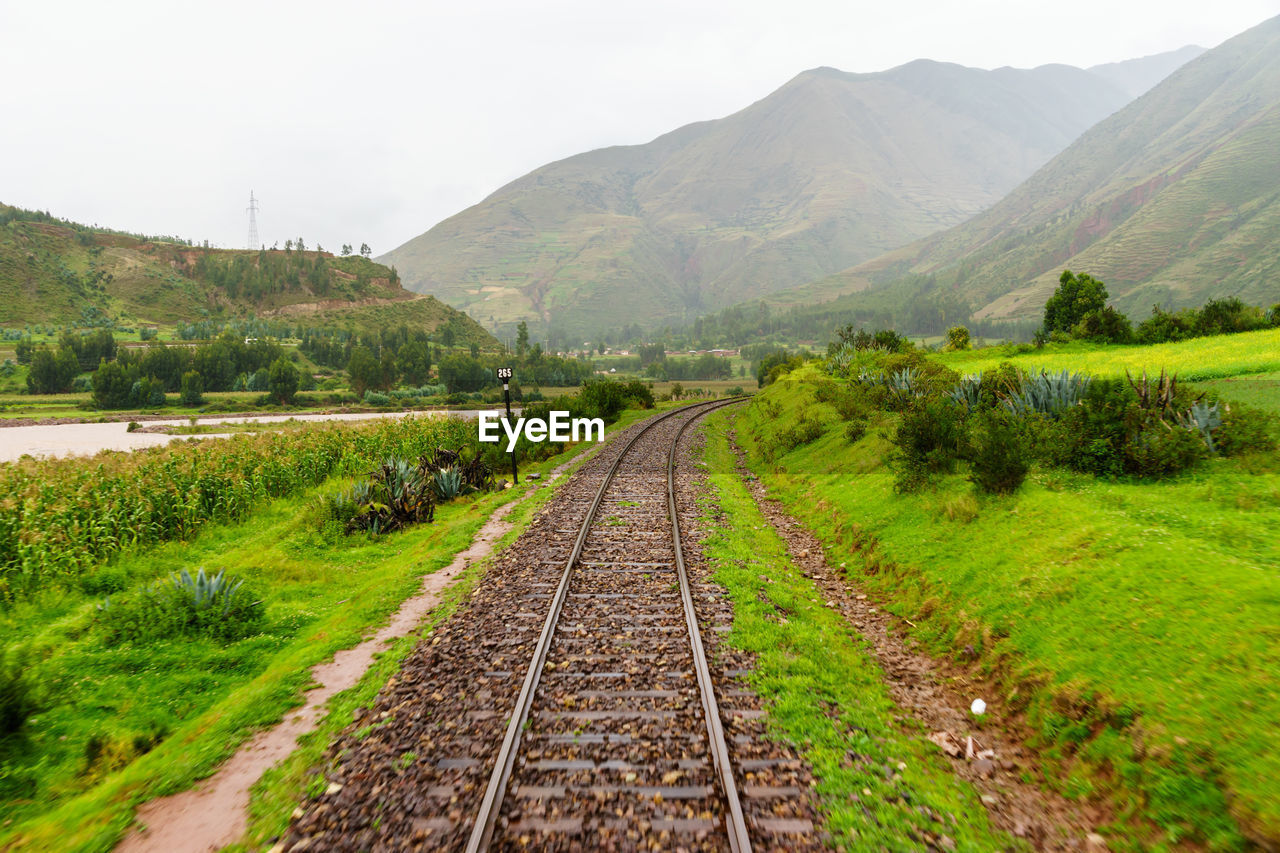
left=936, top=327, right=1280, bottom=380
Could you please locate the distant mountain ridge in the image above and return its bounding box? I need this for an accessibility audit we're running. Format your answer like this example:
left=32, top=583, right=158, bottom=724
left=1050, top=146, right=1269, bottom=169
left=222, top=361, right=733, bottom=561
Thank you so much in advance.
left=382, top=48, right=1198, bottom=337
left=780, top=16, right=1280, bottom=323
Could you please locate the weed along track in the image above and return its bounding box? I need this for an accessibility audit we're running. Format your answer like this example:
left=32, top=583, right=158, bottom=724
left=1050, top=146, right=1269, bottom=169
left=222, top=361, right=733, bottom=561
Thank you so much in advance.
left=283, top=400, right=822, bottom=851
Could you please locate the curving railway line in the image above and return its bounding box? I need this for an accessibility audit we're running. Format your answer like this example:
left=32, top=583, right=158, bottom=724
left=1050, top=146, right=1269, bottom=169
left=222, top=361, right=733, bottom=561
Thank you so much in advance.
left=284, top=400, right=823, bottom=851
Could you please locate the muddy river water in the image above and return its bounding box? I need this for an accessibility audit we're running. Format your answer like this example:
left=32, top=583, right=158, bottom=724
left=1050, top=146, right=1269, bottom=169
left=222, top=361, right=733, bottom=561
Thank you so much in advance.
left=0, top=410, right=490, bottom=463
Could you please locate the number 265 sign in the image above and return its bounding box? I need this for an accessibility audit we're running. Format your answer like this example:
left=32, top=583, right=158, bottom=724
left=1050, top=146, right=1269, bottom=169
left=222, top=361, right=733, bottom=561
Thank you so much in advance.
left=497, top=367, right=513, bottom=380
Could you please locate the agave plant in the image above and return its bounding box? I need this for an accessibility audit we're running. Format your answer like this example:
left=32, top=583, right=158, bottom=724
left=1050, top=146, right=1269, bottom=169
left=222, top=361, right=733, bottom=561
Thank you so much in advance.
left=886, top=367, right=924, bottom=399
left=1126, top=368, right=1179, bottom=413
left=1176, top=399, right=1223, bottom=454
left=1002, top=370, right=1091, bottom=419
left=855, top=368, right=883, bottom=388
left=346, top=456, right=436, bottom=534
left=946, top=373, right=983, bottom=412
left=825, top=343, right=857, bottom=374
left=430, top=467, right=467, bottom=501
left=170, top=567, right=246, bottom=616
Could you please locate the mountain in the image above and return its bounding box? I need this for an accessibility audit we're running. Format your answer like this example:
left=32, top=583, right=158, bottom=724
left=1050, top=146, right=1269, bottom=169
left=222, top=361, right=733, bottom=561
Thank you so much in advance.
left=783, top=17, right=1280, bottom=324
left=382, top=53, right=1198, bottom=337
left=1087, top=45, right=1204, bottom=98
left=0, top=204, right=497, bottom=346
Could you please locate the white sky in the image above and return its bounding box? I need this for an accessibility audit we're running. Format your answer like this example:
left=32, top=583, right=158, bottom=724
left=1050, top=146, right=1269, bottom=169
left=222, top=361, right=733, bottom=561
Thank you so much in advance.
left=2, top=0, right=1277, bottom=256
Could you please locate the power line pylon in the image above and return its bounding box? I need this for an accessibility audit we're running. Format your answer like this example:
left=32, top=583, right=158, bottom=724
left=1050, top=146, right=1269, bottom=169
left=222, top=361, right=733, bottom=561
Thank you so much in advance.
left=246, top=191, right=260, bottom=250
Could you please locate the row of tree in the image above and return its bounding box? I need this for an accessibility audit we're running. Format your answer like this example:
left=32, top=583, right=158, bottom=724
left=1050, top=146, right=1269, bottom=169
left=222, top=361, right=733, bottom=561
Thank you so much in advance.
left=1040, top=271, right=1280, bottom=344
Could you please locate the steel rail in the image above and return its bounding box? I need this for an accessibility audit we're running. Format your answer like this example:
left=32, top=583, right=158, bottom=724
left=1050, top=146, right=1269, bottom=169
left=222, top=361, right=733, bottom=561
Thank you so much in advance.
left=668, top=396, right=751, bottom=853
left=465, top=398, right=733, bottom=852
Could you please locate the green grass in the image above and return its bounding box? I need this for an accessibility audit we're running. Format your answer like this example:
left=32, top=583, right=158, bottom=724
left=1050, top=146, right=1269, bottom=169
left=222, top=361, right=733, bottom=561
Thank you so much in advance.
left=935, top=327, right=1280, bottom=381
left=735, top=365, right=1280, bottom=849
left=1192, top=377, right=1280, bottom=414
left=699, top=410, right=1018, bottom=850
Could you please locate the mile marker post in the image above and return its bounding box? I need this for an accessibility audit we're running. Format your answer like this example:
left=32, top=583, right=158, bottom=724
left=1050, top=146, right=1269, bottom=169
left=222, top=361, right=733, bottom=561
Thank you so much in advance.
left=497, top=366, right=517, bottom=484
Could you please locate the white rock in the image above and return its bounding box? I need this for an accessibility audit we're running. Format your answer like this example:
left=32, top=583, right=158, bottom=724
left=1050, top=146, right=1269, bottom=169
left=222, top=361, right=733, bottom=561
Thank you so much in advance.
left=971, top=698, right=987, bottom=715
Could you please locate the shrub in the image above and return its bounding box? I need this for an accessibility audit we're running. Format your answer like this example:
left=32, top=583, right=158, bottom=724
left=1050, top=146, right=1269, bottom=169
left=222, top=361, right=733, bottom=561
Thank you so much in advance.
left=578, top=377, right=653, bottom=421
left=844, top=418, right=868, bottom=443
left=945, top=326, right=971, bottom=351
left=97, top=568, right=265, bottom=644
left=1215, top=404, right=1277, bottom=456
left=1047, top=379, right=1207, bottom=478
left=891, top=399, right=968, bottom=492
left=967, top=408, right=1031, bottom=494
left=363, top=390, right=392, bottom=407
left=1072, top=306, right=1133, bottom=343
left=1124, top=421, right=1206, bottom=477
left=0, top=645, right=41, bottom=737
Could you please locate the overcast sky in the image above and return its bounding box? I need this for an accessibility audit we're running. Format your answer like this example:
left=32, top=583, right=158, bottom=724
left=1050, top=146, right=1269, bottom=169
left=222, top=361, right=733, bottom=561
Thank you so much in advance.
left=2, top=0, right=1277, bottom=256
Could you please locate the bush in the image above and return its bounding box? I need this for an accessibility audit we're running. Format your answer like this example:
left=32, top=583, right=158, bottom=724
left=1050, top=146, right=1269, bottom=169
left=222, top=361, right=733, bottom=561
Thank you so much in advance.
left=97, top=568, right=265, bottom=645
left=0, top=645, right=41, bottom=737
left=945, top=326, right=971, bottom=351
left=577, top=377, right=653, bottom=422
left=363, top=390, right=392, bottom=407
left=1046, top=379, right=1207, bottom=478
left=1215, top=404, right=1277, bottom=456
left=1072, top=306, right=1133, bottom=343
left=760, top=415, right=825, bottom=462
left=891, top=399, right=968, bottom=492
left=966, top=408, right=1030, bottom=494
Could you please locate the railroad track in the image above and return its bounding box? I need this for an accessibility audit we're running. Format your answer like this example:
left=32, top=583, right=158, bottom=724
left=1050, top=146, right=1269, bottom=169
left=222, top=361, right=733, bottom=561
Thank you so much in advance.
left=284, top=400, right=821, bottom=851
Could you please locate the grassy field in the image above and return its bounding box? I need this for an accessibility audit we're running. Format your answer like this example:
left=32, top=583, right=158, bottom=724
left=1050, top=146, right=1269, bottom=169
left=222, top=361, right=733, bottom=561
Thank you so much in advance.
left=935, top=327, right=1280, bottom=381
left=734, top=361, right=1280, bottom=849
left=699, top=410, right=1018, bottom=850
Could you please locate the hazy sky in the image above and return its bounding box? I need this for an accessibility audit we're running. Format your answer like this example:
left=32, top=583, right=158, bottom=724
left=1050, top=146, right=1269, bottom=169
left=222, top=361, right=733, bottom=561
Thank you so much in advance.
left=2, top=0, right=1276, bottom=256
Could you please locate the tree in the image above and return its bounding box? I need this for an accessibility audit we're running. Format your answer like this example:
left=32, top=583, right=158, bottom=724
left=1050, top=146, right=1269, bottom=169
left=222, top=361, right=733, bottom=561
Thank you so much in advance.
left=27, top=345, right=78, bottom=394
left=945, top=326, right=971, bottom=351
left=1043, top=270, right=1109, bottom=336
left=346, top=347, right=380, bottom=397
left=179, top=370, right=204, bottom=407
left=396, top=340, right=433, bottom=386
left=341, top=243, right=352, bottom=256
left=92, top=359, right=136, bottom=408
left=1073, top=306, right=1132, bottom=343
left=268, top=357, right=299, bottom=404
left=438, top=354, right=489, bottom=393
left=440, top=325, right=457, bottom=348
left=515, top=321, right=529, bottom=358
left=359, top=243, right=371, bottom=258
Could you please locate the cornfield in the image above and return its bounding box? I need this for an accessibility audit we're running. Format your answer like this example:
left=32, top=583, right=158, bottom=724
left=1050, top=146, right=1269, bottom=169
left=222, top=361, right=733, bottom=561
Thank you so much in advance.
left=0, top=415, right=474, bottom=601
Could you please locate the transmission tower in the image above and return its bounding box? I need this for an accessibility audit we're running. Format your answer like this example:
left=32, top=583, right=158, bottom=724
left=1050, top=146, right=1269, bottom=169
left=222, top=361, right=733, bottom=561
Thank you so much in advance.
left=246, top=191, right=260, bottom=250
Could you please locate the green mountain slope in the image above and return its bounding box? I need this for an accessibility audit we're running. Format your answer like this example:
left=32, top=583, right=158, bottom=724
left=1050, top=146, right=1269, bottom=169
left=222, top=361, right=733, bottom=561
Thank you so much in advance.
left=383, top=56, right=1192, bottom=337
left=0, top=205, right=497, bottom=345
left=785, top=16, right=1280, bottom=323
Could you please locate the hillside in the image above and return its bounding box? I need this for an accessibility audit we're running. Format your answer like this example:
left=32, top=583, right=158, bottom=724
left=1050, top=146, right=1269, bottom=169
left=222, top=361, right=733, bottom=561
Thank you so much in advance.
left=0, top=205, right=497, bottom=346
left=783, top=16, right=1280, bottom=323
left=382, top=53, right=1196, bottom=337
